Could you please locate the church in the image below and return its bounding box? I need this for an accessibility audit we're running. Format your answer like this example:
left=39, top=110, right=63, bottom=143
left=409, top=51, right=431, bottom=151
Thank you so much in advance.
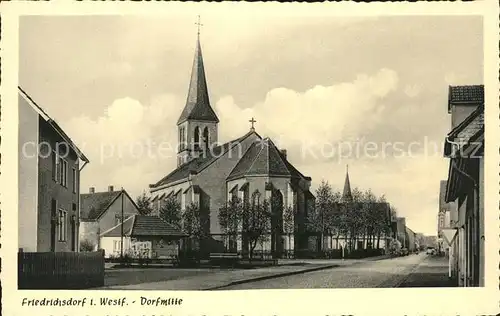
left=148, top=31, right=315, bottom=257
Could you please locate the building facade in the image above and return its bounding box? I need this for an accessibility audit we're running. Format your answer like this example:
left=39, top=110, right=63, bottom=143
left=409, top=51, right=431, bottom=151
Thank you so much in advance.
left=443, top=85, right=484, bottom=287
left=18, top=87, right=89, bottom=252
left=79, top=186, right=140, bottom=251
left=149, top=34, right=315, bottom=258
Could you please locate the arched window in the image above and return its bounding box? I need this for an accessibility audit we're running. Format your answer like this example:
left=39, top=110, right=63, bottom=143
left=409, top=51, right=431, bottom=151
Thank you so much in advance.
left=203, top=127, right=209, bottom=148
left=251, top=190, right=261, bottom=207
left=194, top=126, right=200, bottom=145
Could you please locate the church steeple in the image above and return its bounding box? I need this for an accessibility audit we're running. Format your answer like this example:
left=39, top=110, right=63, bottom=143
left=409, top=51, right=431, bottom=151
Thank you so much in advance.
left=177, top=26, right=219, bottom=125
left=176, top=17, right=219, bottom=166
left=342, top=165, right=353, bottom=202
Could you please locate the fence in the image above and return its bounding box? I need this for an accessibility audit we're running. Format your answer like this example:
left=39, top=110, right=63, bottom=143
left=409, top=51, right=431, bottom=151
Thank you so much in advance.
left=18, top=250, right=105, bottom=289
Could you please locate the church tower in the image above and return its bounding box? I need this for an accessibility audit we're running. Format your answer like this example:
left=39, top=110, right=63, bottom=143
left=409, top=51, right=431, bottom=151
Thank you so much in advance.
left=342, top=165, right=353, bottom=202
left=177, top=22, right=219, bottom=166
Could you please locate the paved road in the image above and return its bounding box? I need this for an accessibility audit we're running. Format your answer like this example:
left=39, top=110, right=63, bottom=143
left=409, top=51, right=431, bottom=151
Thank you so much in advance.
left=398, top=255, right=454, bottom=287
left=220, top=253, right=428, bottom=289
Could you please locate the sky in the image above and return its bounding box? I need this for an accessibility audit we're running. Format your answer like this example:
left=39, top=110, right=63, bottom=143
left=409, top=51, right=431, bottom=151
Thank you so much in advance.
left=19, top=15, right=483, bottom=236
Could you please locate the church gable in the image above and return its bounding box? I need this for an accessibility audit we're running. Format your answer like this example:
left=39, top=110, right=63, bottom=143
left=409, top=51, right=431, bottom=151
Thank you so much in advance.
left=227, top=138, right=298, bottom=181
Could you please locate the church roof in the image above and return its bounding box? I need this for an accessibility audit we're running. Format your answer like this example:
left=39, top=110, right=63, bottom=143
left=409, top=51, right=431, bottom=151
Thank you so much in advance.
left=342, top=166, right=352, bottom=201
left=227, top=138, right=306, bottom=180
left=150, top=131, right=256, bottom=189
left=177, top=37, right=219, bottom=125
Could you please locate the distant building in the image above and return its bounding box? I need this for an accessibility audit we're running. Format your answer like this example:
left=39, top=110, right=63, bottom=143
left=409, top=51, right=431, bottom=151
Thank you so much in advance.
left=405, top=227, right=416, bottom=252
left=443, top=85, right=484, bottom=287
left=396, top=217, right=407, bottom=247
left=18, top=87, right=89, bottom=252
left=79, top=186, right=140, bottom=251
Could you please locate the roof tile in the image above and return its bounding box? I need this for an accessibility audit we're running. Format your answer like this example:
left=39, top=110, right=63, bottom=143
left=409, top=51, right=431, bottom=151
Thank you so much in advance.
left=80, top=191, right=121, bottom=221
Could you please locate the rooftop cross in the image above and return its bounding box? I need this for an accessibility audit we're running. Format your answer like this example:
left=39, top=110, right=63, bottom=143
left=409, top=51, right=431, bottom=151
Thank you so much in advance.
left=249, top=117, right=257, bottom=131
left=195, top=15, right=203, bottom=37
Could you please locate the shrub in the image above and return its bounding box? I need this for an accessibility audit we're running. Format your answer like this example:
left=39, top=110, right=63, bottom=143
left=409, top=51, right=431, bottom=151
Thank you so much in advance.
left=79, top=239, right=95, bottom=252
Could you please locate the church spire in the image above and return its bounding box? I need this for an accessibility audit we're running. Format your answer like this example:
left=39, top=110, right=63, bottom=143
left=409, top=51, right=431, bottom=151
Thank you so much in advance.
left=177, top=17, right=219, bottom=125
left=343, top=164, right=353, bottom=202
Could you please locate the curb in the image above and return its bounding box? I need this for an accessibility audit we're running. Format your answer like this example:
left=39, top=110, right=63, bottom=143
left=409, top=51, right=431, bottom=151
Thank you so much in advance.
left=206, top=264, right=340, bottom=290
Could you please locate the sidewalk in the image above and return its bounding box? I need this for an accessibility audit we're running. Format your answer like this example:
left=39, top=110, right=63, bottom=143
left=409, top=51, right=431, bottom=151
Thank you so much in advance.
left=103, top=255, right=390, bottom=290
left=397, top=255, right=455, bottom=287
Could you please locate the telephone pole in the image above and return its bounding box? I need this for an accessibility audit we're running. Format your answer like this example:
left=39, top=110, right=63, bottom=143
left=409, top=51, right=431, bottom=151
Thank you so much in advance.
left=120, top=187, right=124, bottom=261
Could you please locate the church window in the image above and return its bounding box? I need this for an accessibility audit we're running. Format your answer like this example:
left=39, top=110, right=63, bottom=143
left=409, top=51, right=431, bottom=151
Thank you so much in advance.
left=203, top=127, right=209, bottom=148
left=179, top=127, right=186, bottom=151
left=251, top=190, right=261, bottom=207
left=194, top=126, right=200, bottom=145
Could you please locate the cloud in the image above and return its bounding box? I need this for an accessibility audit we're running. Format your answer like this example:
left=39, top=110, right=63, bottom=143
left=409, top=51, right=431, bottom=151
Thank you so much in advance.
left=62, top=94, right=182, bottom=196
left=65, top=68, right=398, bottom=198
left=216, top=68, right=399, bottom=163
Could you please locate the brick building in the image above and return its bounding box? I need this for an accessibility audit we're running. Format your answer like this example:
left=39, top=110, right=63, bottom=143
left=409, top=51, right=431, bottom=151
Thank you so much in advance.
left=18, top=87, right=89, bottom=252
left=149, top=34, right=315, bottom=257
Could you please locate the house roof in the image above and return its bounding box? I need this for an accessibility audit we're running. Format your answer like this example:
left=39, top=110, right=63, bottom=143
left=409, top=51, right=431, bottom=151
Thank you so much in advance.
left=80, top=191, right=122, bottom=221
left=448, top=85, right=484, bottom=112
left=18, top=86, right=89, bottom=163
left=150, top=131, right=257, bottom=189
left=439, top=180, right=449, bottom=211
left=227, top=138, right=305, bottom=181
left=177, top=37, right=219, bottom=125
left=101, top=215, right=187, bottom=238
left=80, top=189, right=140, bottom=221
left=444, top=104, right=484, bottom=157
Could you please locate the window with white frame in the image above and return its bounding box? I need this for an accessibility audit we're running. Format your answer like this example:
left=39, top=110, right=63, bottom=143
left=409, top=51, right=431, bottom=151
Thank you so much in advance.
left=113, top=240, right=121, bottom=253
left=58, top=209, right=67, bottom=241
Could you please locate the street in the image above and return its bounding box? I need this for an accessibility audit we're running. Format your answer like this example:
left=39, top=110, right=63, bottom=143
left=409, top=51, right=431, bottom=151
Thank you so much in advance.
left=219, top=253, right=446, bottom=290
left=102, top=253, right=452, bottom=290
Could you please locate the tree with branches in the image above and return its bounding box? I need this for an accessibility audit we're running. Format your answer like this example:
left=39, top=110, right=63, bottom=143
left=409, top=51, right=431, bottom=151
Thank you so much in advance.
left=159, top=196, right=182, bottom=229
left=218, top=191, right=272, bottom=260
left=136, top=192, right=154, bottom=215
left=282, top=205, right=297, bottom=257
left=307, top=180, right=335, bottom=251
left=182, top=202, right=209, bottom=251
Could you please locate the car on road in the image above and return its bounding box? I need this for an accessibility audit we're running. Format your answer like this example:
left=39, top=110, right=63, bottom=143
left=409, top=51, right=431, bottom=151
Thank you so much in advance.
left=426, top=247, right=436, bottom=255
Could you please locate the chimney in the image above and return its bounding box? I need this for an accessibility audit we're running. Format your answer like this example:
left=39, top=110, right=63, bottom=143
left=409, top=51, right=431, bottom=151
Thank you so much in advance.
left=108, top=185, right=114, bottom=192
left=280, top=149, right=287, bottom=159
left=89, top=187, right=95, bottom=194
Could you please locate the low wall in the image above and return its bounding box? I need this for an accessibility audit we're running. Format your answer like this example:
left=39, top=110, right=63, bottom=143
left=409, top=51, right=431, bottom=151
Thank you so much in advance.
left=18, top=250, right=105, bottom=289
